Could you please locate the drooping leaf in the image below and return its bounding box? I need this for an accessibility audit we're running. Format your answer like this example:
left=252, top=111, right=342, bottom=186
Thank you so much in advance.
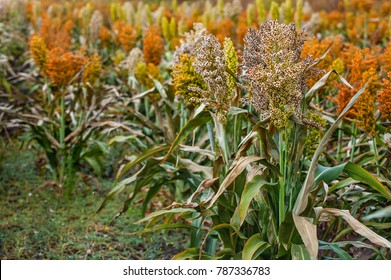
left=117, top=145, right=170, bottom=179
left=173, top=248, right=213, bottom=260
left=231, top=175, right=275, bottom=230
left=305, top=69, right=353, bottom=102
left=132, top=223, right=197, bottom=235
left=343, top=162, right=391, bottom=200
left=315, top=162, right=391, bottom=200
left=362, top=205, right=391, bottom=221
left=318, top=242, right=353, bottom=260
left=161, top=111, right=212, bottom=163
left=108, top=135, right=136, bottom=145
left=95, top=173, right=138, bottom=214
left=295, top=82, right=368, bottom=215
left=207, top=156, right=262, bottom=208
left=136, top=208, right=197, bottom=224
left=292, top=213, right=318, bottom=260
left=279, top=212, right=302, bottom=251
left=319, top=208, right=391, bottom=249
left=291, top=244, right=312, bottom=260
left=242, top=233, right=271, bottom=260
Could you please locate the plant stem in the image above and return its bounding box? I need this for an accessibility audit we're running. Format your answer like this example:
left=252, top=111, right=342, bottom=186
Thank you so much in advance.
left=278, top=129, right=286, bottom=226
left=144, top=98, right=150, bottom=119
left=180, top=99, right=185, bottom=130
left=336, top=122, right=343, bottom=162
left=350, top=122, right=357, bottom=162
left=207, top=121, right=215, bottom=156
left=372, top=136, right=380, bottom=175
left=59, top=93, right=66, bottom=188
left=363, top=12, right=368, bottom=48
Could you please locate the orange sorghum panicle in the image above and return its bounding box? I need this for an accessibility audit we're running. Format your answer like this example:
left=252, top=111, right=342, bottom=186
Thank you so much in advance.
left=46, top=48, right=87, bottom=87
left=143, top=25, right=164, bottom=66
left=114, top=20, right=137, bottom=52
left=381, top=43, right=391, bottom=73
left=337, top=47, right=380, bottom=135
left=39, top=12, right=72, bottom=50
left=82, top=54, right=102, bottom=85
left=29, top=35, right=48, bottom=72
left=99, top=26, right=112, bottom=47
left=378, top=72, right=391, bottom=120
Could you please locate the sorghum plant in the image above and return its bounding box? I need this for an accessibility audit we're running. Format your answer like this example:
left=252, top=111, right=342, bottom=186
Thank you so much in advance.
left=121, top=20, right=391, bottom=259
left=2, top=33, right=111, bottom=195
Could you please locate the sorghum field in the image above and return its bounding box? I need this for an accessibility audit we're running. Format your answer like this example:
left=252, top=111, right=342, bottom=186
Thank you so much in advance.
left=0, top=0, right=390, bottom=260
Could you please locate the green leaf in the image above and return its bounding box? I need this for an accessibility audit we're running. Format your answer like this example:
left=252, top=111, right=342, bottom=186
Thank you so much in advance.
left=152, top=79, right=167, bottom=99
left=207, top=156, right=262, bottom=208
left=142, top=179, right=166, bottom=214
left=329, top=178, right=358, bottom=193
left=108, top=135, right=136, bottom=145
left=161, top=111, right=212, bottom=163
left=84, top=156, right=102, bottom=176
left=279, top=212, right=302, bottom=250
left=343, top=162, right=391, bottom=200
left=95, top=174, right=138, bottom=214
left=117, top=145, right=170, bottom=179
left=362, top=205, right=391, bottom=221
left=228, top=107, right=248, bottom=116
left=136, top=208, right=197, bottom=224
left=132, top=223, right=197, bottom=235
left=208, top=223, right=247, bottom=241
left=315, top=163, right=347, bottom=187
left=173, top=248, right=213, bottom=260
left=291, top=244, right=312, bottom=260
left=318, top=242, right=353, bottom=260
left=231, top=175, right=275, bottom=230
left=242, top=233, right=271, bottom=260
left=295, top=81, right=368, bottom=215
left=317, top=162, right=391, bottom=200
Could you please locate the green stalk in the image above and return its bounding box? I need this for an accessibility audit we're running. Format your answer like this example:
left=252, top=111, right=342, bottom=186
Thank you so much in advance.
left=336, top=122, right=343, bottom=162
left=180, top=99, right=185, bottom=130
left=363, top=12, right=368, bottom=48
left=222, top=124, right=230, bottom=167
left=278, top=129, right=286, bottom=226
left=207, top=121, right=215, bottom=155
left=59, top=93, right=66, bottom=188
left=144, top=98, right=150, bottom=119
left=372, top=136, right=380, bottom=175
left=350, top=122, right=357, bottom=162
left=233, top=115, right=238, bottom=153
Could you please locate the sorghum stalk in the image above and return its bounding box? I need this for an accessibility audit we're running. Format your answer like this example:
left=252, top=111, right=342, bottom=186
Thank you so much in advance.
left=59, top=93, right=66, bottom=188
left=372, top=136, right=380, bottom=175
left=350, top=122, right=358, bottom=162
left=363, top=11, right=368, bottom=47
left=337, top=122, right=343, bottom=162
left=278, top=129, right=287, bottom=226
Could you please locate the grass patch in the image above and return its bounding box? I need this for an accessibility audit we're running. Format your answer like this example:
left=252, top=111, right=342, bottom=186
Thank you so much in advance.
left=0, top=141, right=189, bottom=259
